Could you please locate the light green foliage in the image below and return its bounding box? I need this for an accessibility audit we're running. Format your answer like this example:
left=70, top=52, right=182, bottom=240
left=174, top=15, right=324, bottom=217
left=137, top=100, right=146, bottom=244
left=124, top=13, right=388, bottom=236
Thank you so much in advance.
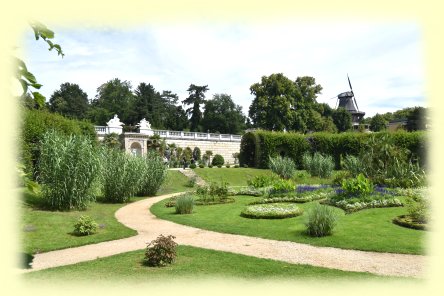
left=405, top=195, right=429, bottom=224
left=247, top=174, right=279, bottom=188
left=268, top=156, right=296, bottom=179
left=101, top=148, right=145, bottom=203
left=73, top=215, right=98, bottom=236
left=302, top=152, right=334, bottom=178
left=305, top=204, right=337, bottom=237
left=175, top=194, right=194, bottom=214
left=270, top=179, right=296, bottom=195
left=185, top=176, right=197, bottom=188
left=38, top=130, right=101, bottom=211
left=241, top=203, right=303, bottom=219
left=102, top=133, right=121, bottom=149
left=343, top=155, right=363, bottom=177
left=341, top=174, right=374, bottom=197
left=137, top=151, right=167, bottom=196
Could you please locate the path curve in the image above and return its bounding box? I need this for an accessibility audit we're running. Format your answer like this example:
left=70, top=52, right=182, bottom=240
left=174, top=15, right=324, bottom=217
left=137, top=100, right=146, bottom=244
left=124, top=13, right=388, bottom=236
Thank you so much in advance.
left=27, top=193, right=426, bottom=278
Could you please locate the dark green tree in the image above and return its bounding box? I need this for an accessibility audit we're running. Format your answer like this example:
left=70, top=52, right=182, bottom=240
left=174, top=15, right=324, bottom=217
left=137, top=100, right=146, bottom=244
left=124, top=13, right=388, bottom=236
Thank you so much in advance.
left=182, top=84, right=209, bottom=131
left=131, top=83, right=166, bottom=128
left=48, top=83, right=89, bottom=119
left=294, top=76, right=323, bottom=110
left=406, top=106, right=427, bottom=131
left=332, top=108, right=352, bottom=132
left=89, top=78, right=134, bottom=125
left=201, top=94, right=246, bottom=134
left=369, top=114, right=388, bottom=132
left=248, top=73, right=297, bottom=131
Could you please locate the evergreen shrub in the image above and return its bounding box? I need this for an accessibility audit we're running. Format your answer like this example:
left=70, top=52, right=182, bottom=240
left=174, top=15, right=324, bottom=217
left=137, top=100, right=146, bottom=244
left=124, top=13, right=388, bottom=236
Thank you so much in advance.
left=212, top=154, right=225, bottom=166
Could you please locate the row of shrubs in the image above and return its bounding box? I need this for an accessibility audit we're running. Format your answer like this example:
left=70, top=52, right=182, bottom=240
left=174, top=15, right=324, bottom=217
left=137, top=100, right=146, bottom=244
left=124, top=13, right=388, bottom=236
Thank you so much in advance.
left=239, top=130, right=426, bottom=170
left=38, top=130, right=167, bottom=211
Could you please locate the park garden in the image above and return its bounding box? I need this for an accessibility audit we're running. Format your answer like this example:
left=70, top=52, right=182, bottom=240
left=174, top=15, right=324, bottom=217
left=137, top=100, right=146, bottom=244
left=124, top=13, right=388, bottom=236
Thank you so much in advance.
left=19, top=107, right=428, bottom=281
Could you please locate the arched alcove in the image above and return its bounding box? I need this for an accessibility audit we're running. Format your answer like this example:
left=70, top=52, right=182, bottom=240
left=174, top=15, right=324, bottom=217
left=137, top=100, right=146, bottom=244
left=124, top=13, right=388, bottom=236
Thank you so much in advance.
left=130, top=142, right=142, bottom=156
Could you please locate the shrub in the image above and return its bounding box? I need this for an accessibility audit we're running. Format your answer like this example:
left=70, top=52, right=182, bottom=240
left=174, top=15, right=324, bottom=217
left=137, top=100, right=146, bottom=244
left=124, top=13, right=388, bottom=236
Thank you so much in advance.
left=341, top=174, right=374, bottom=197
left=144, top=235, right=178, bottom=267
left=217, top=165, right=222, bottom=168
left=305, top=204, right=337, bottom=237
left=247, top=174, right=278, bottom=189
left=212, top=154, right=225, bottom=166
left=208, top=164, right=213, bottom=168
left=199, top=164, right=205, bottom=168
left=241, top=203, right=303, bottom=219
left=302, top=152, right=335, bottom=178
left=405, top=195, right=429, bottom=224
left=189, top=163, right=197, bottom=169
left=269, top=179, right=296, bottom=195
left=343, top=155, right=363, bottom=177
left=268, top=156, right=296, bottom=179
left=38, top=130, right=101, bottom=211
left=243, top=164, right=249, bottom=168
left=209, top=181, right=229, bottom=199
left=192, top=147, right=201, bottom=161
left=226, top=164, right=231, bottom=168
left=185, top=176, right=197, bottom=188
left=175, top=194, right=194, bottom=214
left=101, top=148, right=144, bottom=203
left=73, top=215, right=98, bottom=236
left=332, top=171, right=351, bottom=186
left=137, top=151, right=167, bottom=196
left=234, top=164, right=239, bottom=168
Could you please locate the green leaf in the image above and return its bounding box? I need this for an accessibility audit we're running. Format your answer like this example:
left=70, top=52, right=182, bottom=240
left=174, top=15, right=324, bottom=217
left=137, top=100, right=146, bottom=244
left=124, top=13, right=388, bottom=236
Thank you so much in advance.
left=22, top=70, right=37, bottom=84
left=32, top=92, right=46, bottom=108
left=31, top=83, right=42, bottom=89
left=19, top=79, right=28, bottom=94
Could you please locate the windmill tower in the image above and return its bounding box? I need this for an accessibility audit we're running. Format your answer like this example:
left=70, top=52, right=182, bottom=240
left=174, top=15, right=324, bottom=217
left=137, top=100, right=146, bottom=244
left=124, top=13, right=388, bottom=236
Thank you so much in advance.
left=336, top=75, right=365, bottom=128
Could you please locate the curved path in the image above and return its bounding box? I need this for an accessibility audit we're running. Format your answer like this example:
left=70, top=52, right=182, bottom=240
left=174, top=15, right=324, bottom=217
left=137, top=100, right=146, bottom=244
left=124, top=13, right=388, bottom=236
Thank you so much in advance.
left=27, top=193, right=426, bottom=278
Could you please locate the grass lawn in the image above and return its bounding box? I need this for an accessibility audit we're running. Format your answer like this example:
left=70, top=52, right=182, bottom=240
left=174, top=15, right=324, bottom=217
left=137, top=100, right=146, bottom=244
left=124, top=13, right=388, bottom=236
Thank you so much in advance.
left=23, top=245, right=401, bottom=282
left=193, top=168, right=272, bottom=186
left=21, top=170, right=191, bottom=256
left=151, top=195, right=425, bottom=255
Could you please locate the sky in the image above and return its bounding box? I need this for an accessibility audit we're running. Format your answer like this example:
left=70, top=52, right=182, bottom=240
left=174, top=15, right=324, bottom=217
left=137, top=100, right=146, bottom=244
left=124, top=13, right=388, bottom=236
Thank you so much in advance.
left=21, top=21, right=426, bottom=119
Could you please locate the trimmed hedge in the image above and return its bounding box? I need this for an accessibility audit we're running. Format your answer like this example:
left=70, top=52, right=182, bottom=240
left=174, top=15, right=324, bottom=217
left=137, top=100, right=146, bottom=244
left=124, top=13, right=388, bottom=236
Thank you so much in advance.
left=239, top=130, right=427, bottom=169
left=21, top=109, right=97, bottom=179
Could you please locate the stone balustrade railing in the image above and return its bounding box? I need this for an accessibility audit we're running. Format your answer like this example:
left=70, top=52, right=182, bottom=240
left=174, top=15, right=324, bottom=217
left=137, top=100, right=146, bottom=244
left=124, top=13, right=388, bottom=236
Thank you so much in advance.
left=94, top=126, right=242, bottom=142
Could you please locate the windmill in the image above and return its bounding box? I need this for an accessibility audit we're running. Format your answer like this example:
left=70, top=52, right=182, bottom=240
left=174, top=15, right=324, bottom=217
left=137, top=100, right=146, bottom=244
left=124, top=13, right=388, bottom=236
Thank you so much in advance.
left=335, top=75, right=365, bottom=127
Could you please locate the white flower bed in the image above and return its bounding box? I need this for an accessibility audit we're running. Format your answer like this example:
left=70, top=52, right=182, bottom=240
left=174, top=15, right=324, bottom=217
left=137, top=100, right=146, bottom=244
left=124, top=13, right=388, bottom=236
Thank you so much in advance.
left=241, top=203, right=303, bottom=219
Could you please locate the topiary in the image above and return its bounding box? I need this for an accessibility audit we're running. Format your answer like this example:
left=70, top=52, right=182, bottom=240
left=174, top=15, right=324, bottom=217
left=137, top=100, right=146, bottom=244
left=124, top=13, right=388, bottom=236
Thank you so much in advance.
left=211, top=154, right=225, bottom=166
left=189, top=163, right=197, bottom=169
left=199, top=164, right=205, bottom=168
left=144, top=235, right=178, bottom=267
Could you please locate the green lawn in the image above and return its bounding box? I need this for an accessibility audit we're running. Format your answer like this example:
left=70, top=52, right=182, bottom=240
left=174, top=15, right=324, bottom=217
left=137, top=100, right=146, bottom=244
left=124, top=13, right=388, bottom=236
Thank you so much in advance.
left=193, top=168, right=272, bottom=186
left=151, top=195, right=426, bottom=255
left=23, top=245, right=402, bottom=282
left=21, top=170, right=190, bottom=255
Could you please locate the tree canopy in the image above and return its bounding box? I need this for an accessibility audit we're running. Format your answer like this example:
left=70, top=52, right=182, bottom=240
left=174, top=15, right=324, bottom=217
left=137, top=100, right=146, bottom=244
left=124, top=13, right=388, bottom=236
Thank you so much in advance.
left=48, top=83, right=89, bottom=119
left=182, top=84, right=209, bottom=131
left=201, top=94, right=246, bottom=134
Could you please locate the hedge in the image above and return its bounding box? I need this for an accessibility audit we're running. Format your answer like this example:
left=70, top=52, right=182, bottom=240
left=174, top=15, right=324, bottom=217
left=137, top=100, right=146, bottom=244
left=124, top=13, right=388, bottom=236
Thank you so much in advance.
left=239, top=130, right=427, bottom=169
left=21, top=109, right=97, bottom=179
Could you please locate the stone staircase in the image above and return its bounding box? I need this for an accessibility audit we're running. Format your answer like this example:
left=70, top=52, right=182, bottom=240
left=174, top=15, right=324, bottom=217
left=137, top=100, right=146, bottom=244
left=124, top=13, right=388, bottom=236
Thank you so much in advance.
left=179, top=169, right=207, bottom=187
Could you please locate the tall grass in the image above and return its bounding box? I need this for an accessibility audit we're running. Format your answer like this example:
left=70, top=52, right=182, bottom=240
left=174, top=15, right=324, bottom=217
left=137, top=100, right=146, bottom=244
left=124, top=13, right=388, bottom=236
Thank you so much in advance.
left=137, top=151, right=168, bottom=196
left=38, top=130, right=101, bottom=211
left=101, top=148, right=145, bottom=203
left=268, top=156, right=296, bottom=179
left=175, top=194, right=194, bottom=214
left=302, top=152, right=334, bottom=178
left=305, top=204, right=337, bottom=237
left=343, top=155, right=363, bottom=177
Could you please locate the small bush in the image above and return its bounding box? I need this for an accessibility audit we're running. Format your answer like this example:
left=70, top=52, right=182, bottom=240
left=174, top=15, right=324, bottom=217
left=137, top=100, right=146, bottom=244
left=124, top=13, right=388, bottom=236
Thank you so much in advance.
left=269, top=179, right=296, bottom=195
left=144, top=235, right=178, bottom=267
left=175, top=194, right=194, bottom=214
left=199, top=164, right=205, bottom=168
left=341, top=174, right=373, bottom=197
left=332, top=171, right=351, bottom=186
left=189, top=163, right=197, bottom=169
left=268, top=156, right=296, bottom=179
left=226, top=164, right=231, bottom=168
left=305, top=204, right=337, bottom=237
left=185, top=176, right=197, bottom=188
left=73, top=215, right=98, bottom=236
left=208, top=164, right=213, bottom=168
left=217, top=165, right=222, bottom=168
left=302, top=152, right=335, bottom=178
left=211, top=154, right=225, bottom=166
left=405, top=195, right=429, bottom=223
left=243, top=164, right=249, bottom=168
left=234, top=165, right=239, bottom=168
left=247, top=174, right=278, bottom=189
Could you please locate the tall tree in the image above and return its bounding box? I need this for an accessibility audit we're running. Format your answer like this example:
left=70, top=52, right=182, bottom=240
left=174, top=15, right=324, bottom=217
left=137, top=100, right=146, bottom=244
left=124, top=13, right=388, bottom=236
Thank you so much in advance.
left=182, top=84, right=209, bottom=131
left=248, top=73, right=297, bottom=131
left=201, top=94, right=246, bottom=134
left=89, top=78, right=134, bottom=125
left=48, top=83, right=89, bottom=119
left=132, top=83, right=166, bottom=128
left=294, top=76, right=323, bottom=110
left=370, top=113, right=387, bottom=132
left=332, top=107, right=352, bottom=132
left=406, top=106, right=427, bottom=131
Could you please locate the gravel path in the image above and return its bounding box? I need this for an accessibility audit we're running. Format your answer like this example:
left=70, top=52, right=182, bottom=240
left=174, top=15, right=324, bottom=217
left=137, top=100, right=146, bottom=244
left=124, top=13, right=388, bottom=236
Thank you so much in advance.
left=27, top=193, right=426, bottom=278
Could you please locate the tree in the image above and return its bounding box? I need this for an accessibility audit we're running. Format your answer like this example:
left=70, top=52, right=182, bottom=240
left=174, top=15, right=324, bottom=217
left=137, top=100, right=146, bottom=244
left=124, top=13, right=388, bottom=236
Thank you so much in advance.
left=182, top=84, right=209, bottom=131
left=248, top=73, right=297, bottom=131
left=294, top=76, right=323, bottom=110
left=132, top=83, right=164, bottom=128
left=369, top=114, right=387, bottom=132
left=164, top=105, right=189, bottom=131
left=89, top=78, right=134, bottom=125
left=332, top=108, right=352, bottom=132
left=201, top=94, right=246, bottom=134
left=406, top=106, right=427, bottom=131
left=16, top=22, right=64, bottom=108
left=48, top=83, right=89, bottom=119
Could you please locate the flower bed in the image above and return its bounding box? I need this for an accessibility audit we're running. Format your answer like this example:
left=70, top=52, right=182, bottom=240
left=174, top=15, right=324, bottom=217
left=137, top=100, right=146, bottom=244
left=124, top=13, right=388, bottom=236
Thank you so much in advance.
left=392, top=215, right=427, bottom=231
left=240, top=203, right=303, bottom=219
left=323, top=197, right=403, bottom=213
left=165, top=195, right=235, bottom=207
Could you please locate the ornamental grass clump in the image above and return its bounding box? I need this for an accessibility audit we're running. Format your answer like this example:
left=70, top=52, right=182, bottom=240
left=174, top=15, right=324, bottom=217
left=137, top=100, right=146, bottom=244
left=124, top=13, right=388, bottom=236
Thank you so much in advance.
left=302, top=152, right=335, bottom=178
left=73, top=215, right=98, bottom=236
left=268, top=156, right=296, bottom=179
left=38, top=130, right=101, bottom=211
left=137, top=151, right=167, bottom=196
left=305, top=204, right=337, bottom=237
left=101, top=147, right=145, bottom=203
left=144, top=235, right=178, bottom=267
left=175, top=194, right=194, bottom=214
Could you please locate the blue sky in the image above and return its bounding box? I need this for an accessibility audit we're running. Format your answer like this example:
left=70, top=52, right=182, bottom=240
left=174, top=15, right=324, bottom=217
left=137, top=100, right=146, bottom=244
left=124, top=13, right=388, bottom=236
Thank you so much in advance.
left=20, top=21, right=426, bottom=118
